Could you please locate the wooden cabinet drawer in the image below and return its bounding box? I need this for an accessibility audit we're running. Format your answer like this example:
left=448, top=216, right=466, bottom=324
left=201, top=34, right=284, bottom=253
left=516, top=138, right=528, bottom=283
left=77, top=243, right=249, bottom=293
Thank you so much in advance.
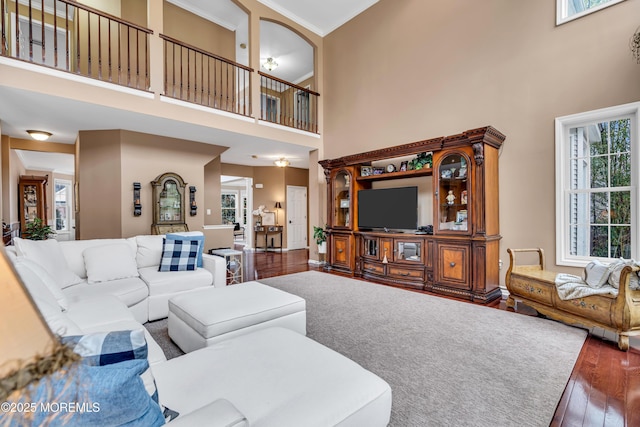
left=363, top=261, right=385, bottom=275
left=388, top=266, right=425, bottom=281
left=436, top=243, right=470, bottom=289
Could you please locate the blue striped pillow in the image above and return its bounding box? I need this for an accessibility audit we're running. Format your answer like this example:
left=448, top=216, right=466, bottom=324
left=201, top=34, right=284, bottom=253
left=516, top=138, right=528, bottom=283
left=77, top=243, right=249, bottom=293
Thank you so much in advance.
left=158, top=238, right=198, bottom=272
left=62, top=330, right=159, bottom=404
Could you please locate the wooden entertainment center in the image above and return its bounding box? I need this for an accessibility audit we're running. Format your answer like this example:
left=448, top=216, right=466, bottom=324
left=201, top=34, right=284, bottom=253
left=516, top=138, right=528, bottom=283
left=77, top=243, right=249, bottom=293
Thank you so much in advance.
left=319, top=126, right=505, bottom=303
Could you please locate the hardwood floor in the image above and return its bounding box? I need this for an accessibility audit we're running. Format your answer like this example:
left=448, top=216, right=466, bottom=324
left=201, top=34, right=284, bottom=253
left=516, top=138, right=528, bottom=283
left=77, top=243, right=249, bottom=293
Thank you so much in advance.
left=238, top=245, right=640, bottom=427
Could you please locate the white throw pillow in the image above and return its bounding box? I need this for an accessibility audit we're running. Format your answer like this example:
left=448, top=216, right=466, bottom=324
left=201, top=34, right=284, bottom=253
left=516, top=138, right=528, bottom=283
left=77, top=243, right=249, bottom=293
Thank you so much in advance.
left=608, top=258, right=640, bottom=290
left=14, top=237, right=82, bottom=289
left=584, top=260, right=611, bottom=289
left=135, top=235, right=165, bottom=268
left=83, top=243, right=140, bottom=284
left=13, top=258, right=69, bottom=311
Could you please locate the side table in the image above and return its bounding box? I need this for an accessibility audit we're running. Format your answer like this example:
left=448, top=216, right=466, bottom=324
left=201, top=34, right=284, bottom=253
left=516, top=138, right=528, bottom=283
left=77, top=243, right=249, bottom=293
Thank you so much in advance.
left=209, top=249, right=243, bottom=285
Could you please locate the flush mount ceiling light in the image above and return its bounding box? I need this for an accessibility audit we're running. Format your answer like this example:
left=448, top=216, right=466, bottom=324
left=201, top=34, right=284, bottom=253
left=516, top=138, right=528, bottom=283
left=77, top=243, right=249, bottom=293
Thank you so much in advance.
left=274, top=158, right=289, bottom=167
left=26, top=130, right=52, bottom=141
left=262, top=57, right=278, bottom=72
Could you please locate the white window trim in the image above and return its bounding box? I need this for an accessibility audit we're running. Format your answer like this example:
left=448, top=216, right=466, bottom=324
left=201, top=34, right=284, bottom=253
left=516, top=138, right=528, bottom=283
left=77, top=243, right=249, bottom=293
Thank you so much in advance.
left=555, top=101, right=640, bottom=267
left=556, top=0, right=626, bottom=26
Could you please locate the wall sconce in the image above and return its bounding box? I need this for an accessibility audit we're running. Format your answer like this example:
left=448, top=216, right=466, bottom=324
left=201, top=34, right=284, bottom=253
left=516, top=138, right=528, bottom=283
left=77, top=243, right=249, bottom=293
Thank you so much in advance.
left=189, top=186, right=197, bottom=216
left=133, top=182, right=141, bottom=216
left=274, top=202, right=282, bottom=225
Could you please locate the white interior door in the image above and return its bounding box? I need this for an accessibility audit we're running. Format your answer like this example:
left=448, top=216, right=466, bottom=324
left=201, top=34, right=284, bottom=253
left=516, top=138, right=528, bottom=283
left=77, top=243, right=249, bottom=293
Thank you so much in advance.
left=286, top=185, right=307, bottom=250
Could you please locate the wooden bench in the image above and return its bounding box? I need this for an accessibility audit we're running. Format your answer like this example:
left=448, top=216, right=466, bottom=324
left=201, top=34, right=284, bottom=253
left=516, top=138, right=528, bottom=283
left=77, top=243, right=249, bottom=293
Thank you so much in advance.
left=505, top=248, right=640, bottom=351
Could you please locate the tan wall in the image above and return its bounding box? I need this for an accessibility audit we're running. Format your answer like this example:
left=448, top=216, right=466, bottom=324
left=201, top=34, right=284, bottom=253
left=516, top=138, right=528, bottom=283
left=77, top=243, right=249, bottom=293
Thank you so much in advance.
left=119, top=130, right=226, bottom=238
left=77, top=130, right=122, bottom=239
left=78, top=129, right=225, bottom=239
left=163, top=1, right=235, bottom=59
left=324, top=0, right=640, bottom=277
left=121, top=0, right=148, bottom=27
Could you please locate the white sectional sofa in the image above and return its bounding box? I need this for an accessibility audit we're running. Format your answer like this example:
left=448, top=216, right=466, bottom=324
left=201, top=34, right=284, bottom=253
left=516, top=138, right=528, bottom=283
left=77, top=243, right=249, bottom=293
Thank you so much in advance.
left=6, top=239, right=393, bottom=426
left=7, top=234, right=226, bottom=323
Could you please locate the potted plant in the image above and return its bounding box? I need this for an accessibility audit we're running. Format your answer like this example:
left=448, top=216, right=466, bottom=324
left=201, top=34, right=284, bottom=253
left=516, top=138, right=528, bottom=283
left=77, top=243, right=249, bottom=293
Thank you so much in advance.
left=23, top=217, right=55, bottom=240
left=313, top=226, right=327, bottom=261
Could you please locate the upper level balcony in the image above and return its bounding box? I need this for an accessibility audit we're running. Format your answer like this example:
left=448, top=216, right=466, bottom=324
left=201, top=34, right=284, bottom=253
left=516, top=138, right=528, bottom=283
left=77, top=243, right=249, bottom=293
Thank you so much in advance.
left=0, top=0, right=320, bottom=136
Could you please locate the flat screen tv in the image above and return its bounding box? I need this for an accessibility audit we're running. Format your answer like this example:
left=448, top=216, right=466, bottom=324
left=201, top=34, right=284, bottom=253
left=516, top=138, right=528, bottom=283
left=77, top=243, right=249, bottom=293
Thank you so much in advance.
left=358, top=186, right=418, bottom=231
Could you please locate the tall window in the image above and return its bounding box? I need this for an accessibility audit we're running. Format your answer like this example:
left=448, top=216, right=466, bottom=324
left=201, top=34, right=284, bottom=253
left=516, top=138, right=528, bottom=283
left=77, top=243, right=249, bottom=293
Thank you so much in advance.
left=221, top=192, right=238, bottom=224
left=557, top=0, right=626, bottom=25
left=54, top=179, right=72, bottom=232
left=556, top=102, right=639, bottom=266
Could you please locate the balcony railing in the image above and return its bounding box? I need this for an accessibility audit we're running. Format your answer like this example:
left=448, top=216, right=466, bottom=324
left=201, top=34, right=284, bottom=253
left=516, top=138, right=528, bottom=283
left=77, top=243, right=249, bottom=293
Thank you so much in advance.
left=259, top=71, right=319, bottom=133
left=0, top=2, right=320, bottom=133
left=161, top=34, right=252, bottom=117
left=1, top=0, right=152, bottom=90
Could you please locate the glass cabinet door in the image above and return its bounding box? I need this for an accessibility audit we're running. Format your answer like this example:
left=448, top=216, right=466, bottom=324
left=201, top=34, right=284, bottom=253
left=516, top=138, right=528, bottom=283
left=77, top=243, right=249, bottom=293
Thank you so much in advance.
left=396, top=241, right=422, bottom=262
left=333, top=170, right=351, bottom=228
left=159, top=179, right=182, bottom=223
left=438, top=153, right=469, bottom=232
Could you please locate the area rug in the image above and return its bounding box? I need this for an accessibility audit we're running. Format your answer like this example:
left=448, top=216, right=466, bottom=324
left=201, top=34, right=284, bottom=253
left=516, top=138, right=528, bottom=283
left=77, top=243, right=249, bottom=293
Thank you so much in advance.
left=258, top=271, right=587, bottom=427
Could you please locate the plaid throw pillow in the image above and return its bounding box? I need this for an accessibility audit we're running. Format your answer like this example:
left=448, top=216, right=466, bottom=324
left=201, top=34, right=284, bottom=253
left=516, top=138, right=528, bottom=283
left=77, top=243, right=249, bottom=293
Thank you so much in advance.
left=62, top=330, right=159, bottom=403
left=159, top=238, right=198, bottom=272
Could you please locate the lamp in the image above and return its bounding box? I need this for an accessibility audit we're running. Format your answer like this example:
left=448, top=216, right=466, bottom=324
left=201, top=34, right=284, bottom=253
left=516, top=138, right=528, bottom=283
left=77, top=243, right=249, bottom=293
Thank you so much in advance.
left=0, top=247, right=79, bottom=402
left=274, top=202, right=282, bottom=225
left=274, top=158, right=289, bottom=167
left=26, top=130, right=52, bottom=141
left=262, top=57, right=278, bottom=72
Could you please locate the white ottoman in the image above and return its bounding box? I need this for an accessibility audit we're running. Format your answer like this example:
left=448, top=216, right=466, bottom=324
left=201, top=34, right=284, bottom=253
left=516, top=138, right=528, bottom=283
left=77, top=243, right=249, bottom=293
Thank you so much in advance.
left=168, top=281, right=306, bottom=353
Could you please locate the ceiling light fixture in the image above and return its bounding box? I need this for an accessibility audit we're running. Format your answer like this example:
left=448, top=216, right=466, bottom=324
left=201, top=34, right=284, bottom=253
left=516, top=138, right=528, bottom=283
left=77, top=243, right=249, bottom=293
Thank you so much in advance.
left=262, top=57, right=278, bottom=72
left=274, top=158, right=289, bottom=167
left=26, top=130, right=52, bottom=141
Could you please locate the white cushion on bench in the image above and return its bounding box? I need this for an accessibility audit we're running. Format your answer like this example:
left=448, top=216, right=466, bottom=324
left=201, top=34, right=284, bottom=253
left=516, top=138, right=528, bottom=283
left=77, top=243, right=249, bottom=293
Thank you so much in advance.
left=138, top=266, right=212, bottom=295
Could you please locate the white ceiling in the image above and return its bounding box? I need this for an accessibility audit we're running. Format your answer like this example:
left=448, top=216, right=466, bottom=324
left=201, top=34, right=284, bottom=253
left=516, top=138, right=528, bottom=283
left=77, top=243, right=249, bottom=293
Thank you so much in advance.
left=3, top=0, right=379, bottom=173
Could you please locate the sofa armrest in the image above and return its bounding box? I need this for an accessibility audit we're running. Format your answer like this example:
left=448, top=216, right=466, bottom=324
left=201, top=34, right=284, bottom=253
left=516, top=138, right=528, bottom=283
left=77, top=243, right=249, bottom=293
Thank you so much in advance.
left=202, top=254, right=227, bottom=287
left=166, top=399, right=247, bottom=427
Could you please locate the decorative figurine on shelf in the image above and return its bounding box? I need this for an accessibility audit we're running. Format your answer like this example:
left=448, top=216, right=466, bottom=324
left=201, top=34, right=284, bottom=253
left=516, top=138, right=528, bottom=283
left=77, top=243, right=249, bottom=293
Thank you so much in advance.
left=446, top=190, right=456, bottom=205
left=461, top=190, right=468, bottom=205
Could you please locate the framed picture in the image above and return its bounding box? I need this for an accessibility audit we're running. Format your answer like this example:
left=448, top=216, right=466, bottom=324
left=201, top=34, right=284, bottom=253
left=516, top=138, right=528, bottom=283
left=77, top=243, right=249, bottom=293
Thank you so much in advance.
left=373, top=167, right=385, bottom=175
left=262, top=211, right=276, bottom=226
left=361, top=166, right=373, bottom=176
left=400, top=161, right=408, bottom=172
left=340, top=199, right=350, bottom=208
left=456, top=210, right=468, bottom=223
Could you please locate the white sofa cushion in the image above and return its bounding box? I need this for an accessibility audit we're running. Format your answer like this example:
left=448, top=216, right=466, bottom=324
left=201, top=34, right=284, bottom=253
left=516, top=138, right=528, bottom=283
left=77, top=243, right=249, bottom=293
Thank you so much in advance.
left=64, top=295, right=138, bottom=330
left=60, top=238, right=137, bottom=279
left=13, top=257, right=69, bottom=311
left=152, top=328, right=392, bottom=427
left=64, top=277, right=149, bottom=308
left=32, top=295, right=83, bottom=337
left=83, top=243, right=139, bottom=283
left=136, top=235, right=165, bottom=268
left=138, top=266, right=212, bottom=295
left=14, top=237, right=83, bottom=288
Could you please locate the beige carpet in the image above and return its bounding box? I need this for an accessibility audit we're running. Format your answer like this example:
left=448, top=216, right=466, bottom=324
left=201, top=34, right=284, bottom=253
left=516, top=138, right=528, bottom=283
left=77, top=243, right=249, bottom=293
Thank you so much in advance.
left=258, top=271, right=587, bottom=427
